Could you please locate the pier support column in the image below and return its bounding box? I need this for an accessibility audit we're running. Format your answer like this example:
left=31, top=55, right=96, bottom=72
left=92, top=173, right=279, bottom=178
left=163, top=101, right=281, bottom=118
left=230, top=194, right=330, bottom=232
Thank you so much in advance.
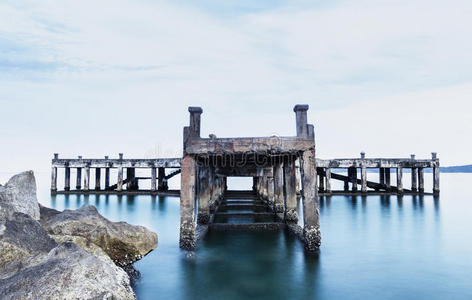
left=295, top=164, right=302, bottom=195
left=351, top=167, right=358, bottom=192
left=117, top=166, right=123, bottom=192
left=411, top=168, right=418, bottom=192
left=318, top=168, right=325, bottom=192
left=104, top=156, right=110, bottom=190
left=396, top=167, right=403, bottom=193
left=361, top=166, right=367, bottom=193
left=267, top=176, right=275, bottom=209
left=432, top=152, right=440, bottom=195
left=325, top=168, right=332, bottom=193
left=180, top=155, right=196, bottom=250
left=158, top=167, right=168, bottom=191
left=84, top=166, right=90, bottom=192
left=252, top=177, right=257, bottom=192
left=197, top=167, right=210, bottom=224
left=379, top=167, right=385, bottom=186
left=126, top=168, right=135, bottom=190
left=274, top=163, right=284, bottom=213
left=95, top=168, right=101, bottom=190
left=51, top=167, right=57, bottom=192
left=385, top=168, right=391, bottom=191
left=284, top=159, right=298, bottom=223
left=418, top=168, right=425, bottom=193
left=151, top=167, right=157, bottom=192
left=64, top=167, right=71, bottom=191
left=300, top=149, right=321, bottom=252
left=76, top=169, right=82, bottom=190
left=344, top=169, right=349, bottom=191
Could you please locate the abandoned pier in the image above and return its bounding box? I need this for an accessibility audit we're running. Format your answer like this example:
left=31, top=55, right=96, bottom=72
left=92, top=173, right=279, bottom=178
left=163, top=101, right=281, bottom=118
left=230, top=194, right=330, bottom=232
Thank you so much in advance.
left=51, top=105, right=440, bottom=252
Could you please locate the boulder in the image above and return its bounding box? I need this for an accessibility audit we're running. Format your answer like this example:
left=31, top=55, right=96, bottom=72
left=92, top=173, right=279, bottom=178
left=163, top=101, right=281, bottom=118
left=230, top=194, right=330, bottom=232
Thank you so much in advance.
left=40, top=205, right=158, bottom=267
left=0, top=212, right=57, bottom=270
left=0, top=171, right=39, bottom=220
left=0, top=242, right=136, bottom=300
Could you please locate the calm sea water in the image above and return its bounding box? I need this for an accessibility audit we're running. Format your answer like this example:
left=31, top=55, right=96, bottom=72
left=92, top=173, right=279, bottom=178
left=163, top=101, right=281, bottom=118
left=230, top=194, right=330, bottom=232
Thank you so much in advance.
left=4, top=172, right=472, bottom=299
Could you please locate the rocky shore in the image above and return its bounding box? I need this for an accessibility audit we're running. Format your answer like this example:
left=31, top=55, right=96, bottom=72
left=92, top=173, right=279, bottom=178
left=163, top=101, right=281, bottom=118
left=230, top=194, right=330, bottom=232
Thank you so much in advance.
left=0, top=171, right=158, bottom=299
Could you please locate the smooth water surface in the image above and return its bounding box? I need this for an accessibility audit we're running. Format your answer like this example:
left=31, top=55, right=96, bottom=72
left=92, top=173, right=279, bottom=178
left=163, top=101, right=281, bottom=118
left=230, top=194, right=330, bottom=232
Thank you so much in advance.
left=20, top=173, right=472, bottom=299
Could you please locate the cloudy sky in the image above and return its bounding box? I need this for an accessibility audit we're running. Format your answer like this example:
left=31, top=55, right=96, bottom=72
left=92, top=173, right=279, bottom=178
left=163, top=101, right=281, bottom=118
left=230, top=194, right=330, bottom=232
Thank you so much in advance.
left=1, top=0, right=472, bottom=174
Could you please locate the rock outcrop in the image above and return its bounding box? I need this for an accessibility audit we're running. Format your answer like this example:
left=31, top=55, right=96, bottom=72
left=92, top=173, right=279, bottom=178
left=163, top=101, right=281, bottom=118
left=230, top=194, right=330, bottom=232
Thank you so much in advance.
left=0, top=171, right=39, bottom=220
left=40, top=205, right=158, bottom=267
left=0, top=212, right=57, bottom=270
left=0, top=242, right=136, bottom=300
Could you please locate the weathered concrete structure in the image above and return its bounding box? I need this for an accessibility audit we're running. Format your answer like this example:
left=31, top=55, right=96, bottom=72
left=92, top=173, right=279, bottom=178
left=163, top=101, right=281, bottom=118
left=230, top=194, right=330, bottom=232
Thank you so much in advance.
left=51, top=105, right=440, bottom=253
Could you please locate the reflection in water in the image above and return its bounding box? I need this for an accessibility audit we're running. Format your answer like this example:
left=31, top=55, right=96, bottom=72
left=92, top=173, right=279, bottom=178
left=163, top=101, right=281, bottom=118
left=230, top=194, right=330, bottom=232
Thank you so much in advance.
left=38, top=175, right=472, bottom=300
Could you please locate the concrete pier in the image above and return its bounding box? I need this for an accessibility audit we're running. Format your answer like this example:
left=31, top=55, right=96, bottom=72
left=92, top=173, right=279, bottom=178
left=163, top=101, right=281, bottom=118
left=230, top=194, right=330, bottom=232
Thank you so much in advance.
left=50, top=105, right=440, bottom=253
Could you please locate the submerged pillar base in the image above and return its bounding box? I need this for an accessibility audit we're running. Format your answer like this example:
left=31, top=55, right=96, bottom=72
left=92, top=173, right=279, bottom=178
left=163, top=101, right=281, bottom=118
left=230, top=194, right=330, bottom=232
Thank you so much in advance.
left=303, top=225, right=321, bottom=252
left=197, top=213, right=210, bottom=225
left=285, top=209, right=298, bottom=223
left=179, top=226, right=196, bottom=250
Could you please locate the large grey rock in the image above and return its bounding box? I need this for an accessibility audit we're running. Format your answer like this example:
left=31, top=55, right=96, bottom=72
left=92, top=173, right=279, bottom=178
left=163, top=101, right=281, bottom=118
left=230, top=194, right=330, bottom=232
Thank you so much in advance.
left=0, top=171, right=39, bottom=220
left=40, top=205, right=158, bottom=267
left=0, top=242, right=136, bottom=300
left=0, top=212, right=57, bottom=270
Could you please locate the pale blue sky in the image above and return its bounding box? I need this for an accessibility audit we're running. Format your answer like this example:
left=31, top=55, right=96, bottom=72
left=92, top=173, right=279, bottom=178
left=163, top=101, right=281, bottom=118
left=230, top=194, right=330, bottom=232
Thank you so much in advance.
left=1, top=0, right=472, bottom=174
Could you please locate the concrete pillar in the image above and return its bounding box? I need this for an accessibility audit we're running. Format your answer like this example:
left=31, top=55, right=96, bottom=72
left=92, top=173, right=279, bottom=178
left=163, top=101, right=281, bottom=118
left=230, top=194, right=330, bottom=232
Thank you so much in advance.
left=197, top=167, right=211, bottom=224
left=325, top=168, right=332, bottom=193
left=418, top=168, right=425, bottom=193
left=104, top=156, right=110, bottom=190
left=117, top=166, right=123, bottom=192
left=84, top=166, right=90, bottom=191
left=126, top=168, right=135, bottom=190
left=158, top=167, right=168, bottom=191
left=385, top=168, right=391, bottom=190
left=151, top=167, right=157, bottom=192
left=76, top=156, right=82, bottom=190
left=64, top=167, right=71, bottom=191
left=300, top=149, right=321, bottom=252
left=294, top=104, right=309, bottom=138
left=284, top=159, right=298, bottom=223
left=267, top=176, right=275, bottom=209
left=188, top=107, right=202, bottom=137
left=252, top=177, right=257, bottom=192
left=396, top=167, right=403, bottom=193
left=411, top=168, right=418, bottom=192
left=344, top=168, right=349, bottom=191
left=180, top=155, right=196, bottom=250
left=361, top=166, right=367, bottom=193
left=274, top=163, right=284, bottom=213
left=295, top=164, right=302, bottom=195
left=318, top=169, right=325, bottom=192
left=51, top=166, right=57, bottom=192
left=95, top=168, right=101, bottom=190
left=432, top=152, right=440, bottom=194
left=351, top=167, right=357, bottom=192
left=379, top=167, right=385, bottom=185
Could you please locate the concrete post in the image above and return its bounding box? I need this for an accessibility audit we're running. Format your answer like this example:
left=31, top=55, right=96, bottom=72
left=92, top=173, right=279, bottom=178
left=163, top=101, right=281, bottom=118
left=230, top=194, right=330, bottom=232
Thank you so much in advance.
left=379, top=167, right=385, bottom=185
left=117, top=166, right=123, bottom=192
left=274, top=163, right=284, bottom=213
left=126, top=168, right=135, bottom=190
left=188, top=107, right=203, bottom=137
left=294, top=104, right=309, bottom=138
left=361, top=166, right=367, bottom=193
left=104, top=156, right=110, bottom=190
left=252, top=177, right=257, bottom=192
left=151, top=167, right=157, bottom=192
left=180, top=155, right=196, bottom=250
left=51, top=166, right=57, bottom=192
left=295, top=164, right=302, bottom=195
left=411, top=155, right=417, bottom=192
left=432, top=152, right=440, bottom=194
left=267, top=176, right=275, bottom=209
left=300, top=149, right=321, bottom=252
left=158, top=167, right=167, bottom=191
left=351, top=167, right=357, bottom=192
left=418, top=168, right=425, bottom=193
left=396, top=167, right=403, bottom=193
left=385, top=168, right=391, bottom=190
left=64, top=167, right=71, bottom=191
left=318, top=169, right=325, bottom=192
left=197, top=167, right=211, bottom=224
left=325, top=168, right=332, bottom=193
left=344, top=169, right=349, bottom=191
left=76, top=156, right=82, bottom=190
left=84, top=166, right=90, bottom=191
left=95, top=168, right=101, bottom=190
left=284, top=159, right=298, bottom=223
